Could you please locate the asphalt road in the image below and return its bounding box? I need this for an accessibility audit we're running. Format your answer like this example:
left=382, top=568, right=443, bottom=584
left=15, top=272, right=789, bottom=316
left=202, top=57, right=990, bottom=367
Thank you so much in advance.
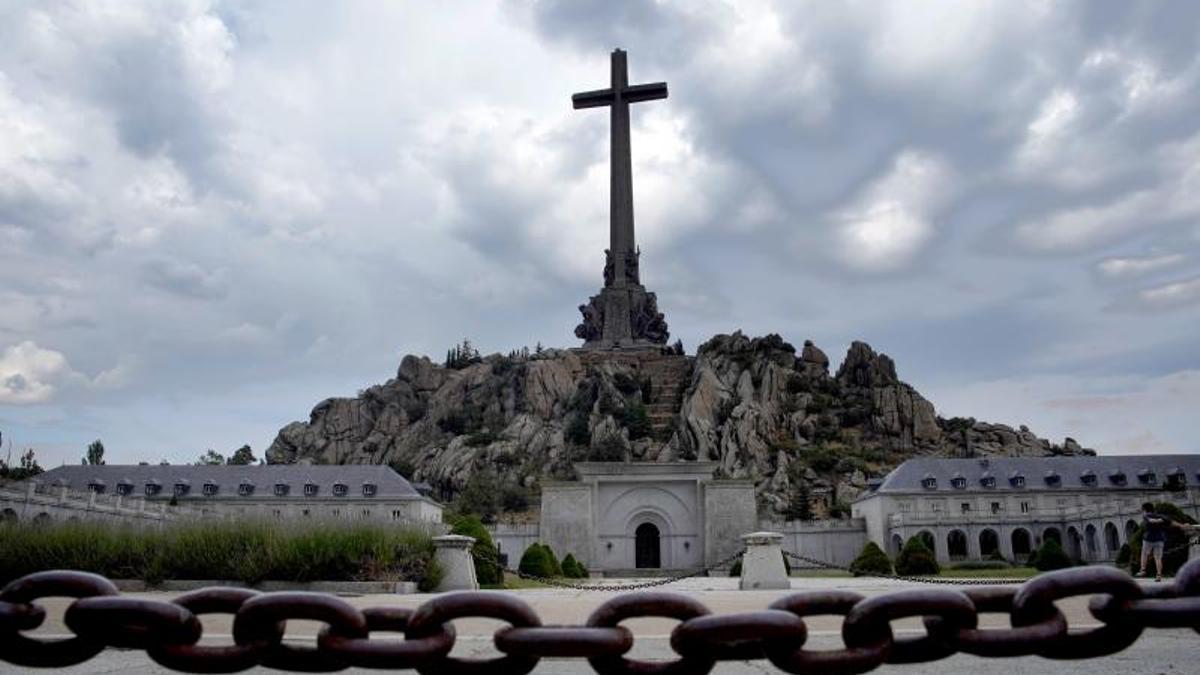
left=5, top=576, right=1193, bottom=674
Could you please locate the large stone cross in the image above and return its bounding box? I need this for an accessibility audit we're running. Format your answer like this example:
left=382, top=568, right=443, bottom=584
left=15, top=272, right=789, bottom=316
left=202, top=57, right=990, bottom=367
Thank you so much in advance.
left=573, top=49, right=667, bottom=289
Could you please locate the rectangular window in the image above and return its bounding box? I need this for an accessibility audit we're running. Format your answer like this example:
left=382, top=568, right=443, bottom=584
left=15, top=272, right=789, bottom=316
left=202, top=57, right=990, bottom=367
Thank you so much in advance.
left=273, top=509, right=282, bottom=518
left=361, top=509, right=371, bottom=519
left=302, top=509, right=310, bottom=517
left=1020, top=501, right=1030, bottom=513
left=991, top=502, right=1001, bottom=514
left=392, top=510, right=402, bottom=520
left=960, top=502, right=971, bottom=513
left=929, top=500, right=943, bottom=512
left=898, top=501, right=912, bottom=513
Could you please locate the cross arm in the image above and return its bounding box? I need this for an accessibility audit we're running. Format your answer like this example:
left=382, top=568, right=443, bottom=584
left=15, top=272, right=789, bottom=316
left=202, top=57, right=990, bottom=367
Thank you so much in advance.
left=624, top=82, right=668, bottom=103
left=573, top=88, right=615, bottom=109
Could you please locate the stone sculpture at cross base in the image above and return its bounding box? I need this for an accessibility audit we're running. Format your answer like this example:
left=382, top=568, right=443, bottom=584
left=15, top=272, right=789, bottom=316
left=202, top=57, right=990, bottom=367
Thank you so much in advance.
left=572, top=49, right=671, bottom=350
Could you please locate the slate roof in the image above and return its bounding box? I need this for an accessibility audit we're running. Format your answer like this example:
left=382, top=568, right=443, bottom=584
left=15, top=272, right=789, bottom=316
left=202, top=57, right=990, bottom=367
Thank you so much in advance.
left=35, top=464, right=424, bottom=499
left=869, top=455, right=1200, bottom=495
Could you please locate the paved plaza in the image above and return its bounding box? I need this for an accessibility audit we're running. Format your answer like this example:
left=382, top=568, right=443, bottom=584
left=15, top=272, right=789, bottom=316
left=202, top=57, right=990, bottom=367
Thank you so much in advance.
left=11, top=576, right=1192, bottom=674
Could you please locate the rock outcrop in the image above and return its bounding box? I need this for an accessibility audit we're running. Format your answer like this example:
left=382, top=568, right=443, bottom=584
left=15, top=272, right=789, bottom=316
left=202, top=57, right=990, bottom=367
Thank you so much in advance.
left=266, top=332, right=1095, bottom=517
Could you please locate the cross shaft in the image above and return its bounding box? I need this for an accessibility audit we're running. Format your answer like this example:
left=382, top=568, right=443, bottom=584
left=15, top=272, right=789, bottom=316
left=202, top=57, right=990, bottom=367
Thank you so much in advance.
left=573, top=49, right=667, bottom=288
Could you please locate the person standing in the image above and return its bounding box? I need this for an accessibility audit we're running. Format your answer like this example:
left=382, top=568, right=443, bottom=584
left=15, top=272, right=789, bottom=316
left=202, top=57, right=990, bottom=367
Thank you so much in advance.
left=1137, top=502, right=1173, bottom=581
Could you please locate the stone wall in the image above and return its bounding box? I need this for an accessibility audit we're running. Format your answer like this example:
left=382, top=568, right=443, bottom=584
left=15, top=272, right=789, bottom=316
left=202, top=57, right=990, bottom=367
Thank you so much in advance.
left=539, top=483, right=595, bottom=567
left=761, top=518, right=869, bottom=568
left=703, top=481, right=757, bottom=569
left=0, top=482, right=204, bottom=526
left=489, top=522, right=541, bottom=563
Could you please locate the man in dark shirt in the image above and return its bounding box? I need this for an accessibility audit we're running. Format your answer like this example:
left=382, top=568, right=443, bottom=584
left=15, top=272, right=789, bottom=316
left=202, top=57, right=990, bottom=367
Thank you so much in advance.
left=1137, top=502, right=1173, bottom=581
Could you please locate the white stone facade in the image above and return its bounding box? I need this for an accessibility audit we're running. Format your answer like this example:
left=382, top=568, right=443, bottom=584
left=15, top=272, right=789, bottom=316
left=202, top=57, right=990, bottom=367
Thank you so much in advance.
left=853, top=455, right=1200, bottom=564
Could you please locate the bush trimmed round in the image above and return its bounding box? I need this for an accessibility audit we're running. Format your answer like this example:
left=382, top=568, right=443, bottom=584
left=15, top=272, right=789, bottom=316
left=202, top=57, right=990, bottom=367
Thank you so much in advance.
left=895, top=535, right=939, bottom=576
left=849, top=541, right=892, bottom=576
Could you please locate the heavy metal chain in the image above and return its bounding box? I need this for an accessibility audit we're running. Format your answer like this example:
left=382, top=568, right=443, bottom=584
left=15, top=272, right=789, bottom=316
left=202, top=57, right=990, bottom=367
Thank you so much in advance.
left=3, top=558, right=1200, bottom=673
left=477, top=548, right=747, bottom=591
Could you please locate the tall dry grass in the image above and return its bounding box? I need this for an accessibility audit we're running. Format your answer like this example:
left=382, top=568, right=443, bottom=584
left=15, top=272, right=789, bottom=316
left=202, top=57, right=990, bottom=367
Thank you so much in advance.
left=0, top=519, right=436, bottom=586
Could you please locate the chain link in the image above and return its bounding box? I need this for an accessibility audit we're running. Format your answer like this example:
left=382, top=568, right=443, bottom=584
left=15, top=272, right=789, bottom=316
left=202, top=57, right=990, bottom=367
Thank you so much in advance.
left=2, top=558, right=1200, bottom=673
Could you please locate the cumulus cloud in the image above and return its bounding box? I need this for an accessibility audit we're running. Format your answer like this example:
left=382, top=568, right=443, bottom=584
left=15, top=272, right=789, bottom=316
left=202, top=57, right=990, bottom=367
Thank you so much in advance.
left=1, top=1, right=1198, bottom=464
left=0, top=341, right=74, bottom=404
left=829, top=150, right=955, bottom=273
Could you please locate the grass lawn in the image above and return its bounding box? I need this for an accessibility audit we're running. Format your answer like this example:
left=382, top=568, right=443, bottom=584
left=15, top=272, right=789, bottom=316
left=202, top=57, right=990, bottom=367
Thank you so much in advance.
left=937, top=566, right=1038, bottom=578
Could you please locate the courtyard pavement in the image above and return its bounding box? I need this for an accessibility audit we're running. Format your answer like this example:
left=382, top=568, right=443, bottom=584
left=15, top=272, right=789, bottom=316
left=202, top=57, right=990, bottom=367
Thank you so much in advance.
left=8, top=576, right=1193, bottom=674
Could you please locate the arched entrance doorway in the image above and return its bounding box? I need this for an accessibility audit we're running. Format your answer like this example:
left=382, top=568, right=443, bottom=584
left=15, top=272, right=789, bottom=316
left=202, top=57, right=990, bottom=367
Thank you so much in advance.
left=1104, top=522, right=1120, bottom=555
left=635, top=523, right=661, bottom=569
left=1011, top=528, right=1032, bottom=559
left=1, top=508, right=17, bottom=523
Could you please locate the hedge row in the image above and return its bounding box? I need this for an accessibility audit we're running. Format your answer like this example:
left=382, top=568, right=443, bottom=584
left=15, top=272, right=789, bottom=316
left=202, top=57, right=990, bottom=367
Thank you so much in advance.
left=0, top=519, right=439, bottom=588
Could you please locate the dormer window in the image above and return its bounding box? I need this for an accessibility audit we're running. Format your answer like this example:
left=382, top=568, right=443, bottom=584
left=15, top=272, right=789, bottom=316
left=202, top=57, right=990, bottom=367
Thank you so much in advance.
left=274, top=483, right=290, bottom=497
left=920, top=474, right=937, bottom=490
left=1167, top=469, right=1186, bottom=490
left=238, top=482, right=255, bottom=496
left=145, top=480, right=162, bottom=496
left=1080, top=470, right=1097, bottom=487
left=174, top=480, right=191, bottom=497
left=87, top=480, right=106, bottom=494
left=1109, top=471, right=1127, bottom=486
left=1010, top=472, right=1027, bottom=488
left=304, top=483, right=319, bottom=497
left=950, top=474, right=967, bottom=490
left=979, top=473, right=996, bottom=489
left=333, top=483, right=349, bottom=497
left=203, top=482, right=219, bottom=496
left=362, top=483, right=377, bottom=497
left=116, top=481, right=133, bottom=496
left=1041, top=471, right=1057, bottom=488
left=1138, top=470, right=1156, bottom=485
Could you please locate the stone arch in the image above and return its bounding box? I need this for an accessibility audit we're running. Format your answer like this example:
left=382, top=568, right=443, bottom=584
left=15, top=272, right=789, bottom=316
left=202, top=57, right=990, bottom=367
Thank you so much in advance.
left=947, top=529, right=968, bottom=560
left=1, top=508, right=17, bottom=523
left=979, top=529, right=1000, bottom=558
left=635, top=522, right=661, bottom=569
left=1125, top=520, right=1138, bottom=541
left=1011, top=528, right=1032, bottom=558
left=916, top=530, right=936, bottom=553
left=32, top=512, right=51, bottom=524
left=1042, top=527, right=1062, bottom=545
left=1084, top=524, right=1099, bottom=560
left=1065, top=526, right=1082, bottom=561
left=625, top=510, right=672, bottom=569
left=890, top=534, right=904, bottom=557
left=1104, top=522, right=1121, bottom=554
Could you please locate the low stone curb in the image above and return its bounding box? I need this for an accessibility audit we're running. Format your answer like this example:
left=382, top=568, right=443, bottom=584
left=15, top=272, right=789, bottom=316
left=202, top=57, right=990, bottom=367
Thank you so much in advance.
left=112, top=579, right=419, bottom=594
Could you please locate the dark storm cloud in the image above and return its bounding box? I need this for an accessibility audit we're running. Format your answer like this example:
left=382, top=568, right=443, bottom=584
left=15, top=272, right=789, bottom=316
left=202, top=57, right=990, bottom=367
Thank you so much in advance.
left=2, top=1, right=1199, bottom=463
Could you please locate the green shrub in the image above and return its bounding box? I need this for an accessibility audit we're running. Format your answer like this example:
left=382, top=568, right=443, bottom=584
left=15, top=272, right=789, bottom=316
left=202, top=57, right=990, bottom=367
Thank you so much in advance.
left=541, top=543, right=563, bottom=576
left=518, top=543, right=560, bottom=578
left=418, top=558, right=443, bottom=593
left=450, top=515, right=501, bottom=585
left=562, top=553, right=589, bottom=579
left=849, top=542, right=892, bottom=576
left=565, top=414, right=591, bottom=446
left=1115, top=543, right=1131, bottom=568
left=588, top=434, right=626, bottom=462
left=1031, top=538, right=1072, bottom=571
left=895, top=535, right=940, bottom=576
left=0, top=520, right=435, bottom=586
left=620, top=401, right=652, bottom=440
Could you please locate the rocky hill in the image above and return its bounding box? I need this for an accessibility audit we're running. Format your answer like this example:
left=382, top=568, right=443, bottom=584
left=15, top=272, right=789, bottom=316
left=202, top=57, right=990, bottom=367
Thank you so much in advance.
left=266, top=332, right=1094, bottom=517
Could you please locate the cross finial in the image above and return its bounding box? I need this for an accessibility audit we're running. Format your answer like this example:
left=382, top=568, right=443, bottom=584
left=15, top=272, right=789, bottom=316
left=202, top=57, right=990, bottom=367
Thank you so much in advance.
left=573, top=50, right=667, bottom=288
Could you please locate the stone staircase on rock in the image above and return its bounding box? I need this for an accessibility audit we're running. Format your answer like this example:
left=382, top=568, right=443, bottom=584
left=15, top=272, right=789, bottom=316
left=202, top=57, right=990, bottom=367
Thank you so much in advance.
left=639, top=355, right=693, bottom=440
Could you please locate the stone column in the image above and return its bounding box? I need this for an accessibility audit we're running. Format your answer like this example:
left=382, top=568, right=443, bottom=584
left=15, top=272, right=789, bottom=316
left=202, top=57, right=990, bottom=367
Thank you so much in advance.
left=739, top=531, right=790, bottom=591
left=433, top=534, right=479, bottom=592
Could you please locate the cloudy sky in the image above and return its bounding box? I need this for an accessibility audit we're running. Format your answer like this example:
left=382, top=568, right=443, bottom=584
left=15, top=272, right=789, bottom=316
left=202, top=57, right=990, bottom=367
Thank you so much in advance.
left=2, top=1, right=1198, bottom=467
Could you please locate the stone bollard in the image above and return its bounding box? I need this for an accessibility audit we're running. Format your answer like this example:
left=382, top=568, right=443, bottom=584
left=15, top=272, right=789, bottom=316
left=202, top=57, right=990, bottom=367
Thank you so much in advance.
left=739, top=531, right=790, bottom=590
left=432, top=534, right=478, bottom=592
